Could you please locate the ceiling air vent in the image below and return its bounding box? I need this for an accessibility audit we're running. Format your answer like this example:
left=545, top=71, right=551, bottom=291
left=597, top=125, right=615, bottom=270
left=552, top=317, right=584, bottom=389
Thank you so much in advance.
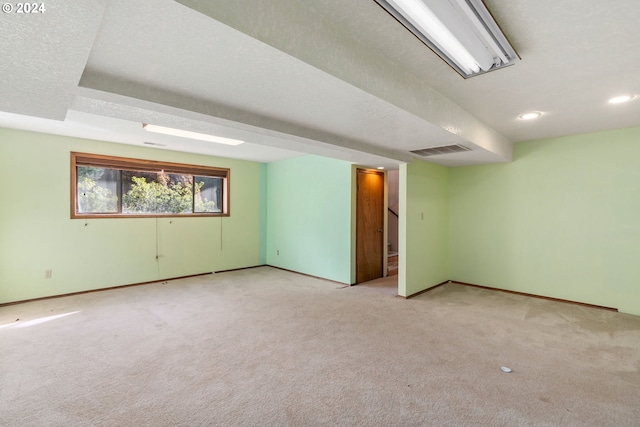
left=410, top=144, right=471, bottom=157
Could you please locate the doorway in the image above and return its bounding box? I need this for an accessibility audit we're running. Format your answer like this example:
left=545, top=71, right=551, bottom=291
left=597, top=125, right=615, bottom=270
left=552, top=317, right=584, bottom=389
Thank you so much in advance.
left=387, top=169, right=399, bottom=276
left=355, top=168, right=385, bottom=283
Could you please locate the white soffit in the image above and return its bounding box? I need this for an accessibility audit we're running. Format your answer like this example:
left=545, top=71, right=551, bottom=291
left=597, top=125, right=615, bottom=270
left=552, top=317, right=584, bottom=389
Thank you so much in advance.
left=1, top=0, right=520, bottom=167
left=70, top=89, right=409, bottom=168
left=79, top=0, right=510, bottom=165
left=0, top=0, right=108, bottom=119
left=0, top=108, right=303, bottom=164
left=175, top=0, right=513, bottom=161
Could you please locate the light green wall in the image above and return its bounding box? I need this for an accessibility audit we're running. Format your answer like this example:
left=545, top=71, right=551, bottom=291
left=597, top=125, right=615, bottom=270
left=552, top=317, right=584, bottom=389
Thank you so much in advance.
left=0, top=128, right=264, bottom=304
left=258, top=163, right=268, bottom=265
left=4, top=125, right=637, bottom=313
left=266, top=155, right=352, bottom=283
left=398, top=159, right=449, bottom=297
left=450, top=127, right=640, bottom=315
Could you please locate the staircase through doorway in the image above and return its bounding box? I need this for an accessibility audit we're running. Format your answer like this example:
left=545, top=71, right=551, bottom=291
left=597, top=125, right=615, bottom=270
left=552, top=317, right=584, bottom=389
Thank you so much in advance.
left=387, top=251, right=398, bottom=276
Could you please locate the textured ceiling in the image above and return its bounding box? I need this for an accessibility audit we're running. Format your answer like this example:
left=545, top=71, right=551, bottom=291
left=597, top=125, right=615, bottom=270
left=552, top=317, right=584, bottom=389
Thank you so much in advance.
left=432, top=0, right=640, bottom=142
left=0, top=0, right=638, bottom=168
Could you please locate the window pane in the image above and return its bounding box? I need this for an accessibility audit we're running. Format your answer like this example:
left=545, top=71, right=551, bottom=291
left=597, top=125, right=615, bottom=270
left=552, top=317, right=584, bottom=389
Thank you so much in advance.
left=77, top=166, right=119, bottom=213
left=72, top=153, right=229, bottom=218
left=122, top=171, right=194, bottom=214
left=195, top=176, right=222, bottom=213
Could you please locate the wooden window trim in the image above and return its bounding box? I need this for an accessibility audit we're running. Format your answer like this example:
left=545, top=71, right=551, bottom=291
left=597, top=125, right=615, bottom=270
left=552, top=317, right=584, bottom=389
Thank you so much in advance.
left=71, top=152, right=230, bottom=219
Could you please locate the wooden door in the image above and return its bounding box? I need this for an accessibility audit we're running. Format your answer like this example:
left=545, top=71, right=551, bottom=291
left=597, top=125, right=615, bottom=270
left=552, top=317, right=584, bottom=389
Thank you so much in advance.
left=356, top=169, right=384, bottom=283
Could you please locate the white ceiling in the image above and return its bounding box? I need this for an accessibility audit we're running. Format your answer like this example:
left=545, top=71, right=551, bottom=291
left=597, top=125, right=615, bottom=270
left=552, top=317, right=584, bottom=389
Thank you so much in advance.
left=0, top=0, right=638, bottom=168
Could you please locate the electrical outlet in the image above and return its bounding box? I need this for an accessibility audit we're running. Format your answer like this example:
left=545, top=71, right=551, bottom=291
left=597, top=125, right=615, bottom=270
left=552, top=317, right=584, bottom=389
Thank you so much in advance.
left=45, top=269, right=52, bottom=279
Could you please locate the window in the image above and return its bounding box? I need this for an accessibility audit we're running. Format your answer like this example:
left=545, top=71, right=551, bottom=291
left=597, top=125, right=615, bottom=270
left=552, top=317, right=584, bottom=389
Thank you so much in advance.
left=71, top=152, right=229, bottom=218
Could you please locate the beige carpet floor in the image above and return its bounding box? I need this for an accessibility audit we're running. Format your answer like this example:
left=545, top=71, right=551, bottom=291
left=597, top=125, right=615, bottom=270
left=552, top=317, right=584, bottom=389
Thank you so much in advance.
left=1, top=267, right=639, bottom=426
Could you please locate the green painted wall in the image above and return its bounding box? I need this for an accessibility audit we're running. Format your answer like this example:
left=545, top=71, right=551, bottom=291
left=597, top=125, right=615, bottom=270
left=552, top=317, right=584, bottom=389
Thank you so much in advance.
left=398, top=159, right=449, bottom=297
left=258, top=163, right=268, bottom=265
left=450, top=127, right=640, bottom=315
left=4, top=125, right=637, bottom=314
left=266, top=155, right=352, bottom=283
left=0, top=128, right=264, bottom=304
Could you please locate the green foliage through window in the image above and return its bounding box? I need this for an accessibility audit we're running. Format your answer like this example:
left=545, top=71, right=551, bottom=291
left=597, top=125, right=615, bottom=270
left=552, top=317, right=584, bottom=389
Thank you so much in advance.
left=77, top=167, right=119, bottom=213
left=73, top=153, right=227, bottom=217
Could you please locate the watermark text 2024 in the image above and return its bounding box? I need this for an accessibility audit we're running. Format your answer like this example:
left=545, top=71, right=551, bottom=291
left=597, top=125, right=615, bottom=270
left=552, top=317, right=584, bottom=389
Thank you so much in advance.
left=2, top=3, right=46, bottom=13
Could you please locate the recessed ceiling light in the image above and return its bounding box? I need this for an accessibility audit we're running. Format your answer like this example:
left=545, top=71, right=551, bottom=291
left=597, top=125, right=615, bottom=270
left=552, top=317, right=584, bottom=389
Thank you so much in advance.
left=518, top=112, right=542, bottom=120
left=377, top=166, right=385, bottom=170
left=608, top=95, right=635, bottom=104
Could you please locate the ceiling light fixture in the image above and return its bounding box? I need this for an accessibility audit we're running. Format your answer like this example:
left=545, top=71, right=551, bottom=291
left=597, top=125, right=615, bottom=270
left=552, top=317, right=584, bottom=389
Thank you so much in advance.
left=377, top=166, right=385, bottom=170
left=518, top=112, right=542, bottom=120
left=374, top=0, right=519, bottom=78
left=608, top=95, right=634, bottom=104
left=143, top=124, right=244, bottom=145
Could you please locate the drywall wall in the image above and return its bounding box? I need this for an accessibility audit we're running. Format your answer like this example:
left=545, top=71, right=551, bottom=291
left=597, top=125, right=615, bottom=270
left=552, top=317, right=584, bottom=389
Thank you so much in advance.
left=266, top=155, right=352, bottom=283
left=449, top=126, right=640, bottom=315
left=258, top=163, right=268, bottom=265
left=398, top=159, right=449, bottom=297
left=0, top=127, right=264, bottom=304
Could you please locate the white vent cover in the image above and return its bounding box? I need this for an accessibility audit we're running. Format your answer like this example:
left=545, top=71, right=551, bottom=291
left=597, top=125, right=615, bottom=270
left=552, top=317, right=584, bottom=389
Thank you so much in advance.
left=410, top=144, right=471, bottom=157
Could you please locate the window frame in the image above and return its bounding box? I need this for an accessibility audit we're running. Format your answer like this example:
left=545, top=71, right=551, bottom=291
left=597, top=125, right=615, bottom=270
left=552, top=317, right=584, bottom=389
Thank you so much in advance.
left=71, top=152, right=230, bottom=219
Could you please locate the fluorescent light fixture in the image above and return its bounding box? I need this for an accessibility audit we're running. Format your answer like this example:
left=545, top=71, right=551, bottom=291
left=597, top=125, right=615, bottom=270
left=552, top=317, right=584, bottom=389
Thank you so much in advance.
left=374, top=0, right=519, bottom=78
left=608, top=95, right=634, bottom=104
left=143, top=124, right=244, bottom=145
left=518, top=111, right=542, bottom=120
left=143, top=141, right=167, bottom=147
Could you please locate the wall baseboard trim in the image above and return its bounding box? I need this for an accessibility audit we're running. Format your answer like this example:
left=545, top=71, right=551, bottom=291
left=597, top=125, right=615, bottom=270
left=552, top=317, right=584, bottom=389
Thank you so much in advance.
left=214, top=265, right=266, bottom=274
left=401, top=280, right=618, bottom=312
left=0, top=272, right=213, bottom=308
left=451, top=281, right=618, bottom=312
left=2, top=270, right=617, bottom=313
left=0, top=266, right=343, bottom=307
left=267, top=265, right=350, bottom=286
left=401, top=280, right=450, bottom=299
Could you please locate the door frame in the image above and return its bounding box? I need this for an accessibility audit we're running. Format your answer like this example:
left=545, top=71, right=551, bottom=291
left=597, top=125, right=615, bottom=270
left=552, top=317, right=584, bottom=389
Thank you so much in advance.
left=351, top=166, right=388, bottom=284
